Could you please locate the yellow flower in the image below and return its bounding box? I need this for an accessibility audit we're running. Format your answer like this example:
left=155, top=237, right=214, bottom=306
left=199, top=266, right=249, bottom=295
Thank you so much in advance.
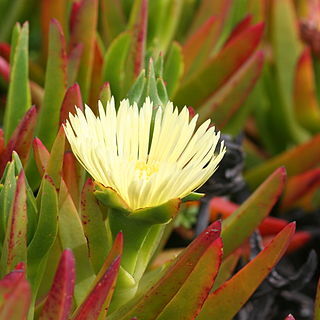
left=64, top=98, right=226, bottom=211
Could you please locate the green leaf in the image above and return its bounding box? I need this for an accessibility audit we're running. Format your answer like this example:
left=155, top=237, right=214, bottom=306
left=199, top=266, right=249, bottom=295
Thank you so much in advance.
left=62, top=152, right=81, bottom=209
left=212, top=250, right=240, bottom=291
left=142, top=59, right=163, bottom=106
left=36, top=19, right=67, bottom=150
left=32, top=138, right=50, bottom=177
left=293, top=48, right=320, bottom=133
left=102, top=32, right=132, bottom=102
left=69, top=0, right=98, bottom=101
left=163, top=42, right=183, bottom=98
left=12, top=152, right=38, bottom=244
left=245, top=134, right=320, bottom=188
left=222, top=167, right=286, bottom=257
left=156, top=238, right=222, bottom=320
left=72, top=257, right=121, bottom=320
left=174, top=23, right=264, bottom=108
left=3, top=22, right=31, bottom=142
left=181, top=192, right=204, bottom=202
left=67, top=43, right=83, bottom=86
left=148, top=0, right=183, bottom=55
left=0, top=171, right=27, bottom=277
left=27, top=174, right=58, bottom=283
left=109, top=221, right=221, bottom=320
left=39, top=250, right=75, bottom=320
left=127, top=0, right=148, bottom=78
left=40, top=0, right=68, bottom=61
left=99, top=82, right=112, bottom=107
left=99, top=0, right=126, bottom=46
left=81, top=178, right=111, bottom=274
left=0, top=106, right=37, bottom=176
left=58, top=180, right=95, bottom=305
left=88, top=41, right=104, bottom=110
left=59, top=83, right=83, bottom=126
left=182, top=16, right=221, bottom=78
left=198, top=50, right=264, bottom=128
left=269, top=0, right=308, bottom=145
left=127, top=70, right=146, bottom=104
left=188, top=0, right=231, bottom=34
left=197, top=223, right=296, bottom=320
left=45, top=127, right=65, bottom=189
left=0, top=161, right=16, bottom=244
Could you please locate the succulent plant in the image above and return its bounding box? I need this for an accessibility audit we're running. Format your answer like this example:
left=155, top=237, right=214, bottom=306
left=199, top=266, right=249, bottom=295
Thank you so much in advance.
left=0, top=0, right=319, bottom=319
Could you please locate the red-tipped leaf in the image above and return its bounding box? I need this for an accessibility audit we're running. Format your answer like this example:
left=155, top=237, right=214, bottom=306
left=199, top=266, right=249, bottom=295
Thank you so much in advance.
left=175, top=23, right=264, bottom=107
left=72, top=257, right=121, bottom=320
left=59, top=83, right=83, bottom=126
left=110, top=221, right=221, bottom=320
left=0, top=171, right=27, bottom=276
left=0, top=106, right=37, bottom=176
left=39, top=250, right=75, bottom=320
left=197, top=223, right=296, bottom=319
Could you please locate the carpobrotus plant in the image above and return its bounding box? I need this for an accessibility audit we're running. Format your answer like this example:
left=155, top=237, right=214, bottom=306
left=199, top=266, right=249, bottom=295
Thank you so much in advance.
left=0, top=0, right=319, bottom=320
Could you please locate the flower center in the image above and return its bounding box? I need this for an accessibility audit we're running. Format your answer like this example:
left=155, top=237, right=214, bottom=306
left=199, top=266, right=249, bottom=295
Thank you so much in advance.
left=135, top=161, right=159, bottom=180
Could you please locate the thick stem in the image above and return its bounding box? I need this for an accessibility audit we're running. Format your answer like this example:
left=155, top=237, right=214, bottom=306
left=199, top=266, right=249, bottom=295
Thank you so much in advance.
left=108, top=209, right=152, bottom=275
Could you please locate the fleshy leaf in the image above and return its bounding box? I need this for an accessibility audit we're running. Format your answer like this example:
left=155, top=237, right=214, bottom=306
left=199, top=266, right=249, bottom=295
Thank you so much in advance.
left=59, top=83, right=83, bottom=126
left=63, top=152, right=81, bottom=207
left=0, top=161, right=16, bottom=244
left=281, top=168, right=320, bottom=211
left=212, top=250, right=240, bottom=291
left=44, top=126, right=65, bottom=189
left=109, top=221, right=221, bottom=320
left=148, top=0, right=183, bottom=54
left=67, top=43, right=83, bottom=86
left=127, top=0, right=148, bottom=78
left=0, top=171, right=27, bottom=277
left=39, top=250, right=75, bottom=320
left=189, top=0, right=231, bottom=33
left=174, top=23, right=264, bottom=107
left=294, top=47, right=320, bottom=132
left=81, top=178, right=111, bottom=274
left=72, top=257, right=121, bottom=320
left=88, top=41, right=104, bottom=110
left=102, top=32, right=132, bottom=102
left=197, top=223, right=296, bottom=320
left=58, top=179, right=95, bottom=305
left=163, top=42, right=183, bottom=98
left=99, top=0, right=126, bottom=45
left=156, top=238, right=223, bottom=320
left=198, top=50, right=264, bottom=127
left=27, top=174, right=58, bottom=288
left=269, top=0, right=308, bottom=145
left=0, top=264, right=31, bottom=319
left=69, top=0, right=98, bottom=100
left=40, top=0, right=68, bottom=60
left=36, top=19, right=67, bottom=150
left=32, top=137, right=50, bottom=177
left=3, top=22, right=31, bottom=142
left=0, top=106, right=37, bottom=176
left=99, top=82, right=112, bottom=107
left=222, top=167, right=286, bottom=257
left=245, top=134, right=320, bottom=188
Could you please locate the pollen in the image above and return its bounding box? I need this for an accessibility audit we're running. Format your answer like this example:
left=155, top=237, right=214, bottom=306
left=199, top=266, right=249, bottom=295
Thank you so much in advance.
left=135, top=161, right=159, bottom=180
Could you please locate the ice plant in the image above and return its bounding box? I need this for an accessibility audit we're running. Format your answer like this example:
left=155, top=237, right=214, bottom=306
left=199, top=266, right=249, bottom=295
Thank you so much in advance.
left=64, top=96, right=225, bottom=306
left=64, top=97, right=226, bottom=212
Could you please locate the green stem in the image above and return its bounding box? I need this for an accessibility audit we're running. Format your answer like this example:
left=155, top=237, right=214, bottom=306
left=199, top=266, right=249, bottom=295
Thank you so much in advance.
left=108, top=209, right=166, bottom=309
left=108, top=209, right=152, bottom=275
